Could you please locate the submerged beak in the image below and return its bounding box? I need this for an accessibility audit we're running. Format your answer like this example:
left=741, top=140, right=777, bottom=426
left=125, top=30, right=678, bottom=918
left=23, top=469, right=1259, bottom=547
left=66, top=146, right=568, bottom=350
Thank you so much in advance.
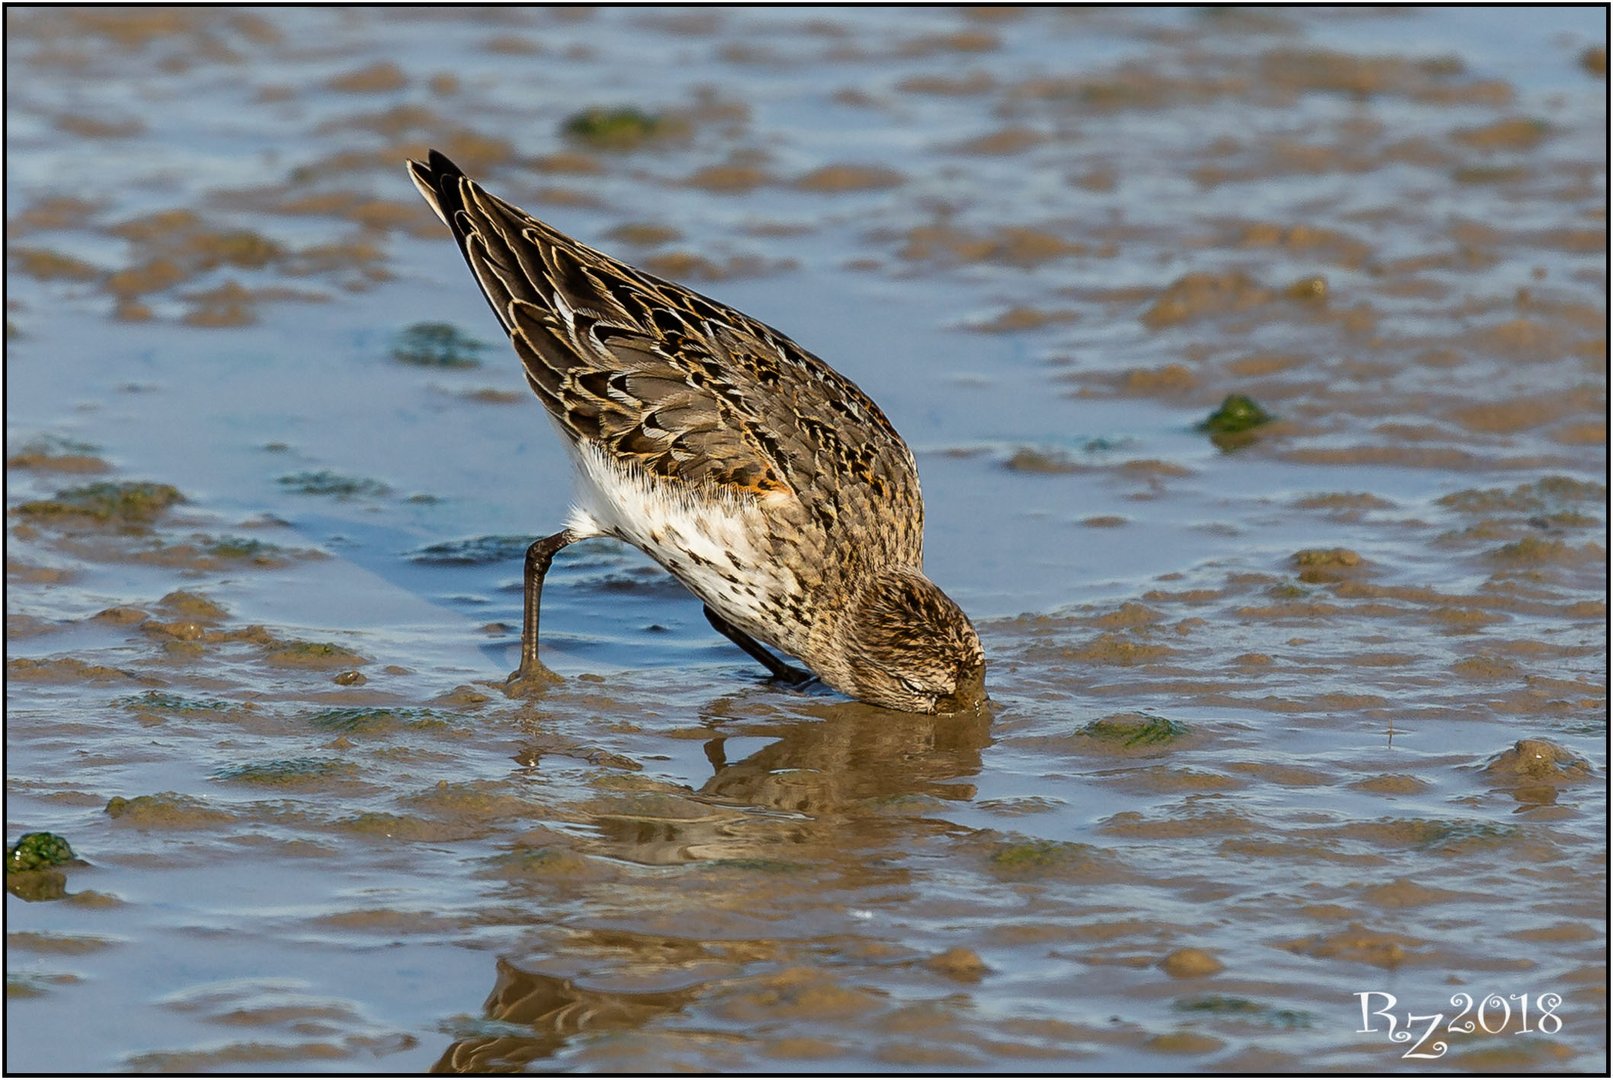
left=934, top=661, right=988, bottom=713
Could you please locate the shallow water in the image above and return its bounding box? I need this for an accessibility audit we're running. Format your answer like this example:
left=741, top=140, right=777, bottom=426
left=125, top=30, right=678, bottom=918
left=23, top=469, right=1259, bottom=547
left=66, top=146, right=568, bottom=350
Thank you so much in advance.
left=5, top=6, right=1607, bottom=1073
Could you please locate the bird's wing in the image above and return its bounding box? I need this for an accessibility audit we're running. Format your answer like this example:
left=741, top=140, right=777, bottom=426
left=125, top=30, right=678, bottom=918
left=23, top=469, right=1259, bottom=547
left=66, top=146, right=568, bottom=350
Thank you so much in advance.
left=408, top=151, right=921, bottom=530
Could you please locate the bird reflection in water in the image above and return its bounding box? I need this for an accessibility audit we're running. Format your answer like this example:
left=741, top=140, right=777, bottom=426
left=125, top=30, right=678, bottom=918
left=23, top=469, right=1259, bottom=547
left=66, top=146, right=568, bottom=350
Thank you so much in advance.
left=700, top=698, right=991, bottom=815
left=431, top=958, right=696, bottom=1073
left=437, top=699, right=992, bottom=1069
left=588, top=697, right=993, bottom=865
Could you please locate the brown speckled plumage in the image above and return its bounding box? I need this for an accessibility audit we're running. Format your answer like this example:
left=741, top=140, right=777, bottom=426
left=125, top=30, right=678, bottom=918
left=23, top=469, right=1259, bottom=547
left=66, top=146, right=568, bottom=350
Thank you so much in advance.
left=409, top=149, right=985, bottom=713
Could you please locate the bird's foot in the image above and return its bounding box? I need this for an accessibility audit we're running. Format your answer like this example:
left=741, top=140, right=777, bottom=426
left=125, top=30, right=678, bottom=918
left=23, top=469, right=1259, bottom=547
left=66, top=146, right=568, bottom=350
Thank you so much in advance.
left=503, top=661, right=561, bottom=698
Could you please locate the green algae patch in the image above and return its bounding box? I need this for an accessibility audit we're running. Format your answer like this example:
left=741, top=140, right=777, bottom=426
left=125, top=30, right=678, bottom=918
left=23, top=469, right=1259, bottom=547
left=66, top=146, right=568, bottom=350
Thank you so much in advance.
left=712, top=857, right=808, bottom=874
left=986, top=836, right=1115, bottom=881
left=105, top=792, right=235, bottom=828
left=7, top=832, right=75, bottom=873
left=130, top=535, right=316, bottom=570
left=1197, top=394, right=1273, bottom=449
left=263, top=640, right=367, bottom=669
left=391, top=321, right=487, bottom=368
left=305, top=705, right=457, bottom=733
left=561, top=106, right=677, bottom=148
left=118, top=689, right=237, bottom=713
left=19, top=481, right=184, bottom=525
left=205, top=535, right=286, bottom=561
left=1173, top=995, right=1316, bottom=1029
left=410, top=534, right=532, bottom=565
left=276, top=470, right=391, bottom=499
left=1078, top=712, right=1189, bottom=748
left=211, top=757, right=358, bottom=785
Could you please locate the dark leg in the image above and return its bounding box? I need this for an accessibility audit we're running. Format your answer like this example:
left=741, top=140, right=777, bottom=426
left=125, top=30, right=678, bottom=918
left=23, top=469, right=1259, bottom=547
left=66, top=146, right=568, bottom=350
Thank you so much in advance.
left=703, top=605, right=813, bottom=685
left=508, top=529, right=578, bottom=690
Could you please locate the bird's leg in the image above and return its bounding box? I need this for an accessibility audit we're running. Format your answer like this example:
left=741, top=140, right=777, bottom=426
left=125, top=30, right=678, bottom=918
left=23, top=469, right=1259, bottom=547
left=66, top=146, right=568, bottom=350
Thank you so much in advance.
left=505, top=528, right=578, bottom=694
left=703, top=605, right=813, bottom=686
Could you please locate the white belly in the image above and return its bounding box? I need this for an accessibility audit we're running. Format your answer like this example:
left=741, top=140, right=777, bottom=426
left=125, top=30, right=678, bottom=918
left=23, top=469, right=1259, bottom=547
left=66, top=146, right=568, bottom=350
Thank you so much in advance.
left=562, top=441, right=798, bottom=640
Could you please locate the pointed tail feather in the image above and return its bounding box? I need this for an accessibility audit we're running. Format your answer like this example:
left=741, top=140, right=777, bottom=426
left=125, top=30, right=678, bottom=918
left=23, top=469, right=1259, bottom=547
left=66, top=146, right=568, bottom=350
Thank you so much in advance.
left=407, top=149, right=532, bottom=334
left=405, top=148, right=465, bottom=227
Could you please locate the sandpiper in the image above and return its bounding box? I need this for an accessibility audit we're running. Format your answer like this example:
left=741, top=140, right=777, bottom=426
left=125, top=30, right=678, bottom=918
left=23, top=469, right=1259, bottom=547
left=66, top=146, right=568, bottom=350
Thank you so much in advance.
left=408, top=150, right=985, bottom=713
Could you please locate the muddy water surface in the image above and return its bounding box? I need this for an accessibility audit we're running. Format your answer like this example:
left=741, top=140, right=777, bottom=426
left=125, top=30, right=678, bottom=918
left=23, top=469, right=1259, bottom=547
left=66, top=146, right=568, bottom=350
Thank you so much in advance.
left=6, top=6, right=1607, bottom=1073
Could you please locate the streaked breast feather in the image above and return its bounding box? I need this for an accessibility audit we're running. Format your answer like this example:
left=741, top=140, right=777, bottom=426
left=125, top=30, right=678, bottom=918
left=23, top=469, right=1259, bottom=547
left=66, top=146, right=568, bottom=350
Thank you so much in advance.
left=563, top=440, right=799, bottom=638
